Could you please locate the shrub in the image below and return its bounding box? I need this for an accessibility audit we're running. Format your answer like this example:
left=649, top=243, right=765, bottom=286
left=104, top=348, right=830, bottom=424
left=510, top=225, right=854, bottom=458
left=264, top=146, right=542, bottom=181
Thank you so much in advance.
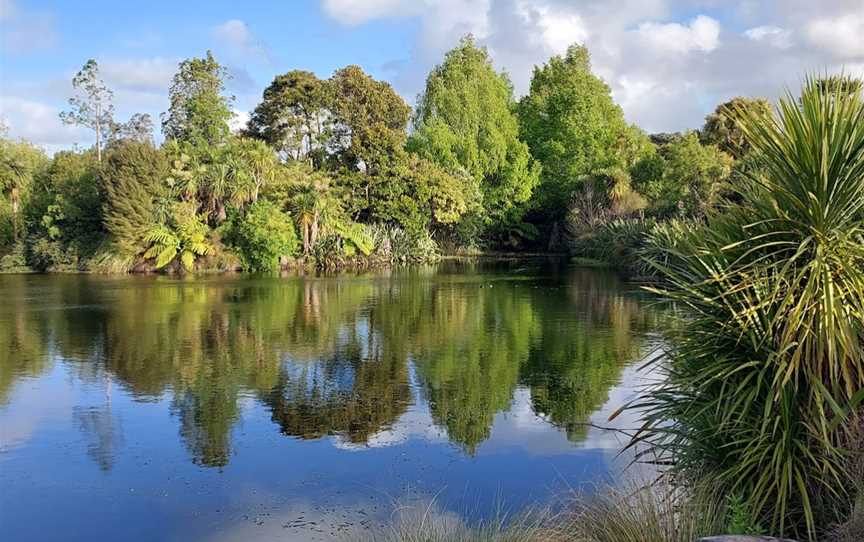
left=0, top=241, right=29, bottom=272
left=225, top=199, right=298, bottom=272
left=143, top=202, right=213, bottom=272
left=633, top=76, right=864, bottom=539
left=27, top=237, right=81, bottom=272
left=568, top=218, right=656, bottom=278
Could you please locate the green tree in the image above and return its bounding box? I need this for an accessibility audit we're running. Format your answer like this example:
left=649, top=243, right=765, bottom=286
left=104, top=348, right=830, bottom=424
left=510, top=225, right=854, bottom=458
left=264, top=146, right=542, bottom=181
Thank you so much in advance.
left=328, top=65, right=410, bottom=174
left=632, top=132, right=732, bottom=217
left=60, top=59, right=114, bottom=162
left=409, top=35, right=539, bottom=238
left=701, top=97, right=772, bottom=159
left=246, top=70, right=331, bottom=164
left=372, top=152, right=475, bottom=234
left=101, top=141, right=168, bottom=257
left=32, top=150, right=103, bottom=247
left=518, top=44, right=650, bottom=220
left=162, top=51, right=233, bottom=147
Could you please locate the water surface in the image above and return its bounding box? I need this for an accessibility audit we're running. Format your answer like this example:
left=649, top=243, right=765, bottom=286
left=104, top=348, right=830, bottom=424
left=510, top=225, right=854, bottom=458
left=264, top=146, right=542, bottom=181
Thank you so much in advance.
left=0, top=260, right=659, bottom=541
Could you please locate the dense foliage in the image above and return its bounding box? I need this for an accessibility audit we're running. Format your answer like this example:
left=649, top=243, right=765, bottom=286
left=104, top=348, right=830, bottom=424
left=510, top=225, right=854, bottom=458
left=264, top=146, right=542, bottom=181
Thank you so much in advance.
left=0, top=44, right=859, bottom=288
left=518, top=45, right=652, bottom=223
left=632, top=77, right=864, bottom=540
left=409, top=35, right=539, bottom=245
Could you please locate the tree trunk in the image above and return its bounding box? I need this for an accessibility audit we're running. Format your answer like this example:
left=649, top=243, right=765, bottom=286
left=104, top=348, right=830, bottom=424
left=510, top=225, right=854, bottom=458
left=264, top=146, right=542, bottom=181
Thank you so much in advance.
left=10, top=186, right=19, bottom=242
left=95, top=102, right=102, bottom=163
left=310, top=214, right=319, bottom=249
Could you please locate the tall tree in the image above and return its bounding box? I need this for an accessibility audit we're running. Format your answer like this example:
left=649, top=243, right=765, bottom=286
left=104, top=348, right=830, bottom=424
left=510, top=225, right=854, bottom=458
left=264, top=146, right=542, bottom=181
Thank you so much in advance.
left=101, top=141, right=168, bottom=257
left=701, top=97, right=772, bottom=159
left=409, top=35, right=539, bottom=238
left=518, top=44, right=649, bottom=220
left=246, top=70, right=330, bottom=164
left=161, top=51, right=234, bottom=147
left=60, top=59, right=114, bottom=162
left=328, top=65, right=410, bottom=174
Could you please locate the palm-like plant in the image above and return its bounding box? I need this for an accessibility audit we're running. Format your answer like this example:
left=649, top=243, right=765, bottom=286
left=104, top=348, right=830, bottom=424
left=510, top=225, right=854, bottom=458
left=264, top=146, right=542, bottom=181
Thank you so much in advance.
left=634, top=76, right=864, bottom=539
left=144, top=202, right=213, bottom=271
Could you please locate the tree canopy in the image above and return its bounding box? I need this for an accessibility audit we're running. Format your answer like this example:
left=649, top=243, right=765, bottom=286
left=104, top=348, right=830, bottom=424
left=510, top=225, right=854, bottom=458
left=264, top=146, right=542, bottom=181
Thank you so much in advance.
left=518, top=45, right=651, bottom=220
left=409, top=35, right=539, bottom=239
left=162, top=51, right=234, bottom=147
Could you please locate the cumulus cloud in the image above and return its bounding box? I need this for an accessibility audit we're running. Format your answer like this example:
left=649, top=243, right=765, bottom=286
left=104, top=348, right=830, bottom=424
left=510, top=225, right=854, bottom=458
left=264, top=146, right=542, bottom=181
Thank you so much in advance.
left=100, top=57, right=179, bottom=93
left=636, top=15, right=721, bottom=54
left=0, top=96, right=86, bottom=152
left=320, top=0, right=864, bottom=133
left=807, top=12, right=864, bottom=58
left=744, top=25, right=793, bottom=49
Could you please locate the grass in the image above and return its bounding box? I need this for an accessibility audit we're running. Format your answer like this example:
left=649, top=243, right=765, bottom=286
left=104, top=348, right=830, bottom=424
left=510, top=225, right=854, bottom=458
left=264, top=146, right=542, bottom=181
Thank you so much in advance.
left=356, top=482, right=734, bottom=542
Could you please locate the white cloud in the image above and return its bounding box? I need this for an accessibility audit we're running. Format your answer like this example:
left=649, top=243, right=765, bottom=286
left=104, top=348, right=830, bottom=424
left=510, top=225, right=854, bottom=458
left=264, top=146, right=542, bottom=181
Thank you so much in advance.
left=228, top=109, right=249, bottom=133
left=100, top=57, right=178, bottom=93
left=213, top=19, right=269, bottom=61
left=536, top=7, right=589, bottom=55
left=807, top=12, right=864, bottom=58
left=636, top=15, right=720, bottom=54
left=318, top=0, right=864, bottom=133
left=0, top=96, right=87, bottom=151
left=744, top=25, right=792, bottom=49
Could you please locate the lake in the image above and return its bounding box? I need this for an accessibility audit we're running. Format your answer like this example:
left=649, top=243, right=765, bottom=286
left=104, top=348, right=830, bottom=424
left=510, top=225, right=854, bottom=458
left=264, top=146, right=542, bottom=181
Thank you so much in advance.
left=0, top=260, right=660, bottom=541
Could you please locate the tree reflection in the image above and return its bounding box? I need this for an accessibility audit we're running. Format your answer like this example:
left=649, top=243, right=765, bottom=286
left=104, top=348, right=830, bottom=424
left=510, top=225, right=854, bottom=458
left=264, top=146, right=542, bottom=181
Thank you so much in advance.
left=0, top=264, right=659, bottom=467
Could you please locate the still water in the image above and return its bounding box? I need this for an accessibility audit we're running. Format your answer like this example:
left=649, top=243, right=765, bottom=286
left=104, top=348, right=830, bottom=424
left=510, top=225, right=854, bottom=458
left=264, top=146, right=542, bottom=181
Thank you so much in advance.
left=0, top=260, right=660, bottom=541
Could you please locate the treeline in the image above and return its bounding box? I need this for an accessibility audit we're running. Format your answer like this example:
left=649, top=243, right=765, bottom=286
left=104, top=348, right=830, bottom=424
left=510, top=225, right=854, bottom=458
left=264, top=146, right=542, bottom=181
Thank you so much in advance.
left=1, top=36, right=860, bottom=273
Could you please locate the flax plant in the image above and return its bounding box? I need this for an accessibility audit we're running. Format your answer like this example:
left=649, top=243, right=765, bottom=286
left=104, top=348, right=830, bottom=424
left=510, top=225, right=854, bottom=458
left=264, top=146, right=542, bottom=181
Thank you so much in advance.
left=632, top=76, right=864, bottom=540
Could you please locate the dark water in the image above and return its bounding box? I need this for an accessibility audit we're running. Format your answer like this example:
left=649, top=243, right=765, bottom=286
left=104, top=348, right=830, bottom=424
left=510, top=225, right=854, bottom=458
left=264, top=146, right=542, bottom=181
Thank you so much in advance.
left=0, top=260, right=660, bottom=541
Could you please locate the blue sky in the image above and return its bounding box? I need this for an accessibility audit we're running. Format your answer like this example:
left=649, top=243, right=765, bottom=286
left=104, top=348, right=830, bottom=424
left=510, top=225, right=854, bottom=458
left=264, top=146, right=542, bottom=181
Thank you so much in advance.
left=2, top=0, right=863, bottom=152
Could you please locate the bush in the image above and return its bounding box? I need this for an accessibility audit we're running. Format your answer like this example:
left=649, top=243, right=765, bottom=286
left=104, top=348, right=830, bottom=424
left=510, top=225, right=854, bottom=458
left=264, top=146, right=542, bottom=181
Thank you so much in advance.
left=568, top=218, right=656, bottom=278
left=633, top=77, right=864, bottom=539
left=387, top=226, right=439, bottom=263
left=225, top=199, right=298, bottom=272
left=0, top=241, right=29, bottom=272
left=27, top=237, right=81, bottom=272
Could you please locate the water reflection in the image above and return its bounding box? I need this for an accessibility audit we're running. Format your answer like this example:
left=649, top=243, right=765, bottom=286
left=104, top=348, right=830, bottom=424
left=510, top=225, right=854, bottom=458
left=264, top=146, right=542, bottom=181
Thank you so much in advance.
left=0, top=262, right=658, bottom=470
